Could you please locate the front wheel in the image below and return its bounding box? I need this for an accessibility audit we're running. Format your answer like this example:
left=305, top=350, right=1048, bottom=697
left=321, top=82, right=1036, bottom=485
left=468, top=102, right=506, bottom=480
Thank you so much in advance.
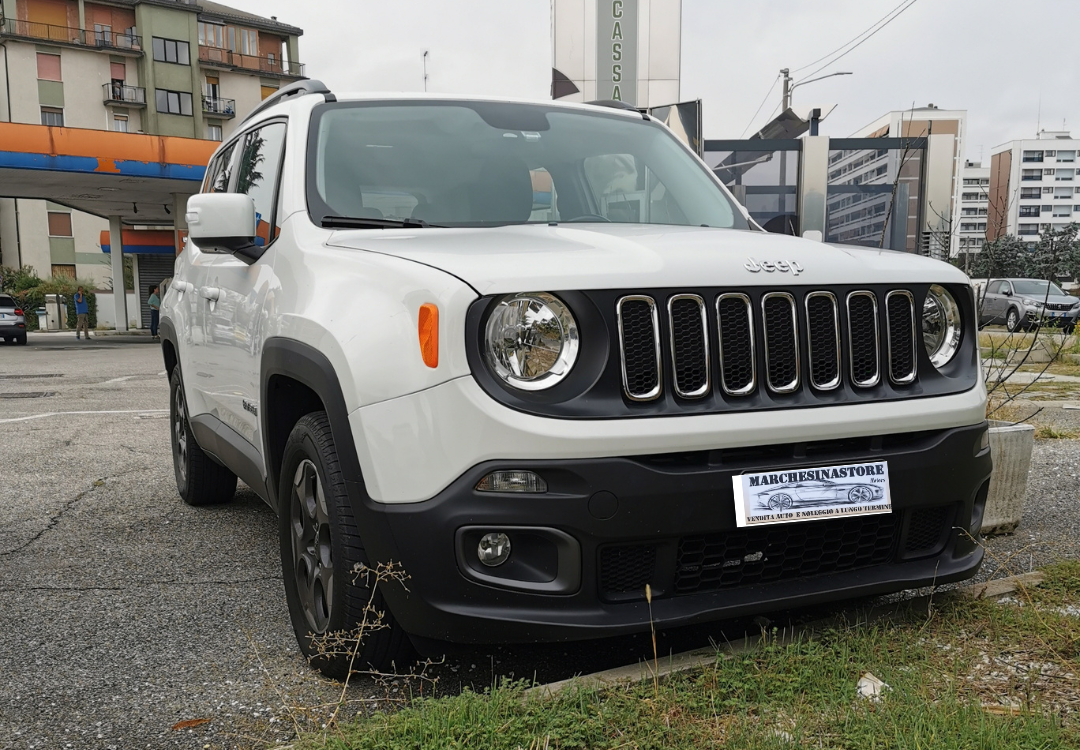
left=1006, top=308, right=1024, bottom=332
left=279, top=412, right=413, bottom=678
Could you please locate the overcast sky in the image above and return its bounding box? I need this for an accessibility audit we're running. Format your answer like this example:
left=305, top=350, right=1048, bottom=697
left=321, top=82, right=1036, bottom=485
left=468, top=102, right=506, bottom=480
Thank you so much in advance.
left=227, top=0, right=1079, bottom=161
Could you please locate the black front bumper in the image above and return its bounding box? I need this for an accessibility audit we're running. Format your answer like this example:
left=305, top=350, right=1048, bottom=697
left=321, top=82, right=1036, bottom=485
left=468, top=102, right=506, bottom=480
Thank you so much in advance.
left=352, top=423, right=991, bottom=645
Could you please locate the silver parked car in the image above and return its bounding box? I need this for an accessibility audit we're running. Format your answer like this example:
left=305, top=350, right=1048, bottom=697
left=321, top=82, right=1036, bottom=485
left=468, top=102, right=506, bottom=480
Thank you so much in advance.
left=979, top=278, right=1079, bottom=332
left=0, top=294, right=27, bottom=345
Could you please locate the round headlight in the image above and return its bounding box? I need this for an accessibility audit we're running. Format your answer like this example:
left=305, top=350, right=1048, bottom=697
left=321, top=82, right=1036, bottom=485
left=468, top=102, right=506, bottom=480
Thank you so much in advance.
left=485, top=292, right=579, bottom=390
left=922, top=284, right=962, bottom=368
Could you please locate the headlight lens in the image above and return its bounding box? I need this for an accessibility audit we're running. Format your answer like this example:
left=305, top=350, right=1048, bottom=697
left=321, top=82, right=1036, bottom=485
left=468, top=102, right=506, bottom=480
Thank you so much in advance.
left=485, top=292, right=579, bottom=390
left=922, top=284, right=962, bottom=368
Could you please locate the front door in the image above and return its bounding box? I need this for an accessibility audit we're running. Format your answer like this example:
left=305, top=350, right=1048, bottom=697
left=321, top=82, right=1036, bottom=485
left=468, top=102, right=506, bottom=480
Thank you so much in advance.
left=196, top=120, right=287, bottom=450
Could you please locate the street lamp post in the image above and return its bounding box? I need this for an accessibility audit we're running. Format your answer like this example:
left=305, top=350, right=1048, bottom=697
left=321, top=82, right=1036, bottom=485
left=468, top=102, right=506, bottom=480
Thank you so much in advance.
left=780, top=69, right=853, bottom=110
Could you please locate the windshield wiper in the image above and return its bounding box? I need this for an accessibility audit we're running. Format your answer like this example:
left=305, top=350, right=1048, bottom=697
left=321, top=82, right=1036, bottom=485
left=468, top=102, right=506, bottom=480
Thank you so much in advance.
left=321, top=215, right=442, bottom=229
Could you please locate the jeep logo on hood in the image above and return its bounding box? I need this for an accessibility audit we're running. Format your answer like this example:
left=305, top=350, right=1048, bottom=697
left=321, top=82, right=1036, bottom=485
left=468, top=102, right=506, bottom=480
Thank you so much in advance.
left=744, top=257, right=804, bottom=276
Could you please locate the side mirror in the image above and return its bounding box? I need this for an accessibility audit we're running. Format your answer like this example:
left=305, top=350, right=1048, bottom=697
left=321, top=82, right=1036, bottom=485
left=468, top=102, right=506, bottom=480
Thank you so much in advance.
left=1002, top=289, right=1011, bottom=296
left=186, top=193, right=260, bottom=260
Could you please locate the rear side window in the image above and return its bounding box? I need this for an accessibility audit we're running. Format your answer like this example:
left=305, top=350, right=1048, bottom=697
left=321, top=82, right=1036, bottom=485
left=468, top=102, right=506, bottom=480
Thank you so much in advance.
left=0, top=296, right=15, bottom=308
left=204, top=141, right=238, bottom=193
left=235, top=121, right=287, bottom=247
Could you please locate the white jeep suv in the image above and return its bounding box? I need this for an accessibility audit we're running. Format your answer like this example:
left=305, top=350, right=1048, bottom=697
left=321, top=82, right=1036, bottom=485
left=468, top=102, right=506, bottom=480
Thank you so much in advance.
left=161, top=80, right=991, bottom=676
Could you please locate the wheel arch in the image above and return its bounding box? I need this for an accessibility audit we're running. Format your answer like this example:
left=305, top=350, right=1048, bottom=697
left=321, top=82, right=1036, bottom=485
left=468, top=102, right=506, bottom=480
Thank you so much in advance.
left=261, top=338, right=365, bottom=513
left=160, top=317, right=179, bottom=375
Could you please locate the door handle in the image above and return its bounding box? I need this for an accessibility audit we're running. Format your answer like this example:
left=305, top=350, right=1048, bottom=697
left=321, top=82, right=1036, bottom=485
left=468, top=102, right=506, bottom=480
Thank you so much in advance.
left=200, top=287, right=221, bottom=301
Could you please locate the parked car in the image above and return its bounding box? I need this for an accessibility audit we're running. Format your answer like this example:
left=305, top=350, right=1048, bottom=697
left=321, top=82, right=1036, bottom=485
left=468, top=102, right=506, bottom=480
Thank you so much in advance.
left=979, top=278, right=1080, bottom=332
left=160, top=81, right=991, bottom=677
left=0, top=294, right=27, bottom=345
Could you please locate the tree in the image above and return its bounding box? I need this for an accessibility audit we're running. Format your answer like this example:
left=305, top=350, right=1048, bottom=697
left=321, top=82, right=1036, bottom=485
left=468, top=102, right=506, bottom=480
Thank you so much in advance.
left=965, top=234, right=1033, bottom=279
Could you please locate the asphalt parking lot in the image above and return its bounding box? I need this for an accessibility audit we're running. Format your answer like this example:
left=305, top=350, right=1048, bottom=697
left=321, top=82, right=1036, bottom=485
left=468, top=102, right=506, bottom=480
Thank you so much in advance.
left=1, top=333, right=1078, bottom=749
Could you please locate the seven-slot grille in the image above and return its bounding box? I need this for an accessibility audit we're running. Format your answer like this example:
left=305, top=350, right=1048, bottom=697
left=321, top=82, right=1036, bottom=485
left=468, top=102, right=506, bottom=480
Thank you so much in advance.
left=617, top=288, right=921, bottom=401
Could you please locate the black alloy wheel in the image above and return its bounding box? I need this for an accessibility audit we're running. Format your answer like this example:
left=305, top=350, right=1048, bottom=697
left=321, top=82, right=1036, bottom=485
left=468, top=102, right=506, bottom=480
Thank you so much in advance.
left=169, top=369, right=237, bottom=505
left=278, top=411, right=413, bottom=678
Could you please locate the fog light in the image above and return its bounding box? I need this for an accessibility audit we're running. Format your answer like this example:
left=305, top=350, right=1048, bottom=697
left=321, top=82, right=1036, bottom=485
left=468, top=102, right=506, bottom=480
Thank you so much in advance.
left=477, top=532, right=511, bottom=567
left=476, top=470, right=548, bottom=493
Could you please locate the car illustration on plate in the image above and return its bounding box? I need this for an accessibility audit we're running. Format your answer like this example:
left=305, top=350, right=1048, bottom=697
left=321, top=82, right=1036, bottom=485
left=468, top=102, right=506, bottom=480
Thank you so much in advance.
left=754, top=479, right=884, bottom=511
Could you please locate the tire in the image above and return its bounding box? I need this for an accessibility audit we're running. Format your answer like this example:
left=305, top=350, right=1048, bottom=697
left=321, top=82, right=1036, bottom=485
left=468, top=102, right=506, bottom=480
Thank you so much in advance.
left=279, top=412, right=413, bottom=678
left=16, top=334, right=26, bottom=345
left=1006, top=308, right=1022, bottom=333
left=169, top=369, right=237, bottom=506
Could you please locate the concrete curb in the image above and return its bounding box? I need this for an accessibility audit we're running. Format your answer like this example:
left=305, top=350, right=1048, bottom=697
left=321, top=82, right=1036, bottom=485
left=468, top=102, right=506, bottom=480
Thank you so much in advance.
left=524, top=570, right=1047, bottom=699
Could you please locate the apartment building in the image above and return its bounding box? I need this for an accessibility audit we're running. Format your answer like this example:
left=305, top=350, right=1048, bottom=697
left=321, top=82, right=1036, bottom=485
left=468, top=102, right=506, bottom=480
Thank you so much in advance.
left=988, top=131, right=1080, bottom=245
left=0, top=0, right=303, bottom=295
left=957, top=160, right=989, bottom=255
left=826, top=106, right=966, bottom=259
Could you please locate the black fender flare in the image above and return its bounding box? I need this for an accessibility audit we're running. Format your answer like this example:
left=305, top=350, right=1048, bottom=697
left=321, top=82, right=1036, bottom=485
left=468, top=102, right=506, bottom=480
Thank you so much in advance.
left=258, top=338, right=401, bottom=564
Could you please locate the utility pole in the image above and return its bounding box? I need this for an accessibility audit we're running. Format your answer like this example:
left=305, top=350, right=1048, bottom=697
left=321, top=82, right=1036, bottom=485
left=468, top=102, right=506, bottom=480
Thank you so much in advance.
left=781, top=68, right=792, bottom=111
left=423, top=50, right=429, bottom=92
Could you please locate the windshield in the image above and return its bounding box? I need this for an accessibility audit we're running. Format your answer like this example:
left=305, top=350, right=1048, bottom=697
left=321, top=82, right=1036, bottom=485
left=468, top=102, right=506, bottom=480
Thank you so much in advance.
left=1011, top=280, right=1065, bottom=296
left=308, top=101, right=748, bottom=230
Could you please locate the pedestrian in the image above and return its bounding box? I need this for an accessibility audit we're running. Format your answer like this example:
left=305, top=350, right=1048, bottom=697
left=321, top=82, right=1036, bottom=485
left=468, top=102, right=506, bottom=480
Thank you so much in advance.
left=74, top=286, right=91, bottom=340
left=148, top=285, right=161, bottom=341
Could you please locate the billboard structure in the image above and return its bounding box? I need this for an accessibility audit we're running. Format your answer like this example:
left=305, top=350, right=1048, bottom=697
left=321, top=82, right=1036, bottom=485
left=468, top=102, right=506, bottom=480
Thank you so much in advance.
left=552, top=0, right=681, bottom=108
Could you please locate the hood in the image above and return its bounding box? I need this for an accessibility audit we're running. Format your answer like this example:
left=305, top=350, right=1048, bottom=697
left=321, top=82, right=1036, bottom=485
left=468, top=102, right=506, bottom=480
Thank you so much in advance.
left=325, top=224, right=970, bottom=295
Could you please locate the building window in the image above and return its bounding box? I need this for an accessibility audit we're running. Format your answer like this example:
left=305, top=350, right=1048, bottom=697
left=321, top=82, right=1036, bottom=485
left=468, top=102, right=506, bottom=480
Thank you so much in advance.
left=1019, top=206, right=1040, bottom=217
left=51, top=264, right=76, bottom=279
left=1053, top=206, right=1073, bottom=218
left=260, top=85, right=278, bottom=100
left=152, top=37, right=191, bottom=65
left=199, top=22, right=225, bottom=48
left=1018, top=224, right=1039, bottom=235
left=1023, top=151, right=1044, bottom=162
left=47, top=211, right=72, bottom=237
left=1021, top=170, right=1041, bottom=181
left=204, top=75, right=220, bottom=99
left=1020, top=187, right=1042, bottom=199
left=207, top=123, right=222, bottom=141
left=155, top=89, right=193, bottom=116
left=40, top=107, right=64, bottom=127
left=1058, top=151, right=1076, bottom=163
left=112, top=114, right=129, bottom=133
left=36, top=52, right=62, bottom=81
left=1056, top=169, right=1074, bottom=181
left=94, top=24, right=112, bottom=46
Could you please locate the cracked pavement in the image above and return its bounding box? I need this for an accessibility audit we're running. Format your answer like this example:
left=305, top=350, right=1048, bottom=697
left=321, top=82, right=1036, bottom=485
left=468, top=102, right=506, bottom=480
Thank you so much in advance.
left=0, top=334, right=357, bottom=750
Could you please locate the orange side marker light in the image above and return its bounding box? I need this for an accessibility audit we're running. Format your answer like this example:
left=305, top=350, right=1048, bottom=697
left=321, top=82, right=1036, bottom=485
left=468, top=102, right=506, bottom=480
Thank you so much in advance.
left=418, top=303, right=439, bottom=368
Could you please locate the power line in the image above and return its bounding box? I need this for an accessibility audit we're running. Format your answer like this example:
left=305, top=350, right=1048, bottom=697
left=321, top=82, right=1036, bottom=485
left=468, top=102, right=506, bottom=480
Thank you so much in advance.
left=740, top=73, right=780, bottom=138
left=791, top=0, right=911, bottom=74
left=800, top=0, right=919, bottom=82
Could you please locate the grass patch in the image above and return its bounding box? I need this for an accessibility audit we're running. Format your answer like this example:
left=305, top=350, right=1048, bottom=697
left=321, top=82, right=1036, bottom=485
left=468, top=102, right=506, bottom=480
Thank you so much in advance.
left=297, top=564, right=1080, bottom=750
left=1035, top=425, right=1079, bottom=440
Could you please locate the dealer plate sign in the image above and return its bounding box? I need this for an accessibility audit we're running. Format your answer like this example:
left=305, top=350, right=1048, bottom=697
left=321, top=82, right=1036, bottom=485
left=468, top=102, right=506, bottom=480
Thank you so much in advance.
left=732, top=461, right=892, bottom=528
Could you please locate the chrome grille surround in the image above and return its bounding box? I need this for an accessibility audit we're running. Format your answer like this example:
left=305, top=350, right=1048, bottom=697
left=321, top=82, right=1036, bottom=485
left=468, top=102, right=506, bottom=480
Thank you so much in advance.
left=885, top=289, right=918, bottom=385
left=804, top=291, right=841, bottom=390
left=846, top=290, right=881, bottom=388
left=616, top=295, right=662, bottom=401
left=715, top=293, right=756, bottom=396
left=760, top=291, right=800, bottom=394
left=667, top=294, right=711, bottom=399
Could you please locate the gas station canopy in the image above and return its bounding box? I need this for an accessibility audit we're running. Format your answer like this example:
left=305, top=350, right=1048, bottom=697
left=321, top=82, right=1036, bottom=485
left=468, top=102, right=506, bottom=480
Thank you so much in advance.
left=0, top=122, right=216, bottom=225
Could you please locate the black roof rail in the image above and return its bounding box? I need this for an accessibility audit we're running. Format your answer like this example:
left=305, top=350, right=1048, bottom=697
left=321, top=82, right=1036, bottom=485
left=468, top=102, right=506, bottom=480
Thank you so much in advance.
left=241, top=79, right=335, bottom=124
left=585, top=99, right=648, bottom=120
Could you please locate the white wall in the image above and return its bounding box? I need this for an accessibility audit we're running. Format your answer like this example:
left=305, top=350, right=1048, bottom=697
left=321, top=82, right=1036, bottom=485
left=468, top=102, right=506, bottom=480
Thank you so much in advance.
left=219, top=70, right=264, bottom=141
left=94, top=291, right=142, bottom=329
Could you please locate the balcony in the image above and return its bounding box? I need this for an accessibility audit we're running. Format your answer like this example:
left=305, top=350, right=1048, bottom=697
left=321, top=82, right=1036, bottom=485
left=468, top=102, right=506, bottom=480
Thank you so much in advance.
left=202, top=95, right=236, bottom=119
left=198, top=45, right=304, bottom=77
left=0, top=18, right=142, bottom=52
left=103, top=83, right=146, bottom=106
